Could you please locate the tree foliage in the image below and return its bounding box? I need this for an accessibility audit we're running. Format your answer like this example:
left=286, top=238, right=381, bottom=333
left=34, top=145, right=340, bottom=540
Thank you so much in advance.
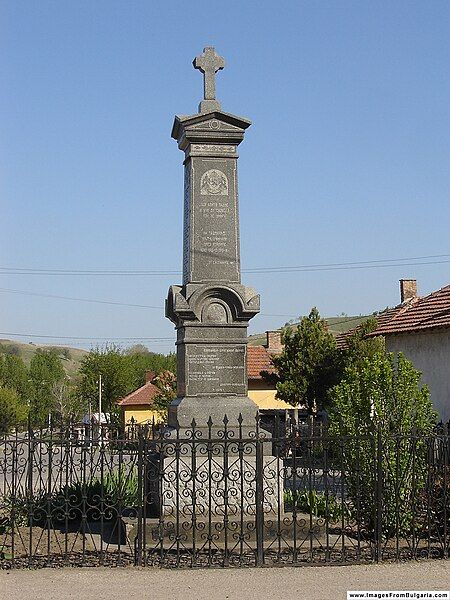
left=77, top=345, right=134, bottom=421
left=0, top=386, right=28, bottom=434
left=50, top=379, right=86, bottom=422
left=341, top=317, right=385, bottom=368
left=269, top=308, right=342, bottom=413
left=125, top=346, right=176, bottom=388
left=152, top=370, right=177, bottom=416
left=28, top=349, right=65, bottom=425
left=0, top=354, right=30, bottom=402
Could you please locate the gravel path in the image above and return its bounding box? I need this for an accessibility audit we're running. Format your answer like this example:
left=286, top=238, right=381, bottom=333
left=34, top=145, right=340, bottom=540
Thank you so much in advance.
left=1, top=561, right=449, bottom=600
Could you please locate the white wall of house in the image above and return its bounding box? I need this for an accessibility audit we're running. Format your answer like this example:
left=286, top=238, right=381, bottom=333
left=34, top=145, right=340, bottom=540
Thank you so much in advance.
left=385, top=329, right=450, bottom=421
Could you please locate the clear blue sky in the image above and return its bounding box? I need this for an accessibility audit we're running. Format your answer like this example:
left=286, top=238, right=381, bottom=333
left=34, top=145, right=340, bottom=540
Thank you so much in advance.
left=1, top=1, right=449, bottom=353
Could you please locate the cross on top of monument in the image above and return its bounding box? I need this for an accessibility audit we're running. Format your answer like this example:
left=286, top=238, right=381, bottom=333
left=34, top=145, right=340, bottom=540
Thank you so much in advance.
left=193, top=47, right=225, bottom=113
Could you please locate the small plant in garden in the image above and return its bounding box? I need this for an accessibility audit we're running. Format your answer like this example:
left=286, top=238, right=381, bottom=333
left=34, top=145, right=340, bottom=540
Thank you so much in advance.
left=1, top=468, right=139, bottom=528
left=284, top=489, right=351, bottom=522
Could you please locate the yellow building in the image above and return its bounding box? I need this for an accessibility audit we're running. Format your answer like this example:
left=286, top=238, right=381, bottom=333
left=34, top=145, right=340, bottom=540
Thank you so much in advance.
left=247, top=332, right=292, bottom=412
left=117, top=372, right=164, bottom=425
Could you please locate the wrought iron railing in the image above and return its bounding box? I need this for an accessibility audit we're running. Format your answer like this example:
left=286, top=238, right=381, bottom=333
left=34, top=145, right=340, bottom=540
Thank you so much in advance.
left=0, top=417, right=448, bottom=568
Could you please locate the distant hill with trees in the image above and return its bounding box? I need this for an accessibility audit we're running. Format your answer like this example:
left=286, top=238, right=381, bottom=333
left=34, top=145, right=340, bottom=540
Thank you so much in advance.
left=248, top=315, right=371, bottom=346
left=0, top=338, right=88, bottom=378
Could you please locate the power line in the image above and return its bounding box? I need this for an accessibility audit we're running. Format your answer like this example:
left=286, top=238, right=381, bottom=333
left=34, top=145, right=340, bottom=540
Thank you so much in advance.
left=0, top=287, right=298, bottom=317
left=245, top=253, right=450, bottom=272
left=0, top=332, right=173, bottom=341
left=0, top=315, right=374, bottom=344
left=0, top=287, right=163, bottom=310
left=0, top=253, right=448, bottom=276
left=246, top=259, right=450, bottom=274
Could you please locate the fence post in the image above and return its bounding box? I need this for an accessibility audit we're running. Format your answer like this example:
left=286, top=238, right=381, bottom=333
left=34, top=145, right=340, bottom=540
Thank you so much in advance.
left=27, top=418, right=34, bottom=567
left=375, top=425, right=383, bottom=563
left=135, top=425, right=144, bottom=566
left=255, top=434, right=264, bottom=566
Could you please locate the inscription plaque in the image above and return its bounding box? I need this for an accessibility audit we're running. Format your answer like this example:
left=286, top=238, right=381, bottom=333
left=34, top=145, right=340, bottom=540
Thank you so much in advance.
left=186, top=345, right=247, bottom=396
left=189, top=158, right=239, bottom=283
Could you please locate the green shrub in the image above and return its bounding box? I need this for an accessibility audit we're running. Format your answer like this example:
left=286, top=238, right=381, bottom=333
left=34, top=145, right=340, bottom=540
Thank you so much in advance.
left=329, top=352, right=437, bottom=537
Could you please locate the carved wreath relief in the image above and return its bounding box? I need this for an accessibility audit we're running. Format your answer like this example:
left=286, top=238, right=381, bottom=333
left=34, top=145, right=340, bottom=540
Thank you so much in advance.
left=200, top=169, right=228, bottom=196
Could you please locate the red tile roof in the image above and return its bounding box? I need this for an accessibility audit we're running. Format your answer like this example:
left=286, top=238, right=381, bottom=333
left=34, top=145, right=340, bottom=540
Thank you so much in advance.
left=369, top=285, right=450, bottom=336
left=117, top=381, right=162, bottom=407
left=335, top=304, right=409, bottom=349
left=247, top=345, right=276, bottom=379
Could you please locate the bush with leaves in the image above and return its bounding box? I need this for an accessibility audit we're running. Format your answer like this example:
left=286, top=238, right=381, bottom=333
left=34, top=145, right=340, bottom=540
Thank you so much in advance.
left=329, top=351, right=437, bottom=537
left=3, top=468, right=140, bottom=528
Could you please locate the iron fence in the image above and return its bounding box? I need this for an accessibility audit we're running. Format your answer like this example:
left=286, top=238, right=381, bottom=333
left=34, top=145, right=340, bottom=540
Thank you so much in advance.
left=0, top=417, right=448, bottom=569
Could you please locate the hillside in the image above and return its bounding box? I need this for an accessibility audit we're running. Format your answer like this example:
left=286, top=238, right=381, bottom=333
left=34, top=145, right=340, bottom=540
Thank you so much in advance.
left=0, top=339, right=88, bottom=378
left=248, top=315, right=370, bottom=346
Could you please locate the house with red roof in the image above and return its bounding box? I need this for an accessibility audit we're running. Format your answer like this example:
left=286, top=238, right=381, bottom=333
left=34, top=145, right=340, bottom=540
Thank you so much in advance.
left=117, top=371, right=165, bottom=425
left=339, top=279, right=450, bottom=420
left=370, top=280, right=450, bottom=420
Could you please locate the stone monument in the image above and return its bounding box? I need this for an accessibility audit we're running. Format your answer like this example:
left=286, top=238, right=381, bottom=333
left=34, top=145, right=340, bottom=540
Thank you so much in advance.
left=166, top=47, right=260, bottom=433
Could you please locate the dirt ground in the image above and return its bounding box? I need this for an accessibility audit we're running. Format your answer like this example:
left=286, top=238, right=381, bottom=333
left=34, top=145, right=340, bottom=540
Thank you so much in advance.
left=1, top=560, right=449, bottom=600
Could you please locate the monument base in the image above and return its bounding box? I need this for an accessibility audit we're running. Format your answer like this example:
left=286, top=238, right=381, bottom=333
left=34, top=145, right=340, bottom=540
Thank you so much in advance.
left=168, top=395, right=259, bottom=433
left=161, top=454, right=283, bottom=519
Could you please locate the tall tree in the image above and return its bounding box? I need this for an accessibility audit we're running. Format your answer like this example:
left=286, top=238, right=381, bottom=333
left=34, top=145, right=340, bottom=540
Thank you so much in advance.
left=269, top=308, right=342, bottom=413
left=125, top=346, right=177, bottom=388
left=50, top=379, right=86, bottom=422
left=0, top=354, right=30, bottom=402
left=341, top=317, right=385, bottom=368
left=0, top=386, right=28, bottom=434
left=29, top=349, right=65, bottom=425
left=77, top=345, right=135, bottom=421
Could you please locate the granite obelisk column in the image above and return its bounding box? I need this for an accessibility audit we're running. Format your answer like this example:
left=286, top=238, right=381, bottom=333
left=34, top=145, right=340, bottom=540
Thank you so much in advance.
left=166, top=47, right=260, bottom=432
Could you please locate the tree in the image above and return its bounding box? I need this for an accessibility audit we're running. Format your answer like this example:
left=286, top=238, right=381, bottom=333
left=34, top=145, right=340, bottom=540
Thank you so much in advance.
left=329, top=351, right=437, bottom=535
left=152, top=370, right=177, bottom=416
left=0, top=354, right=30, bottom=402
left=269, top=308, right=342, bottom=413
left=29, top=349, right=65, bottom=425
left=77, top=345, right=136, bottom=421
left=0, top=386, right=28, bottom=434
left=125, top=346, right=177, bottom=389
left=341, top=317, right=385, bottom=369
left=50, top=379, right=86, bottom=423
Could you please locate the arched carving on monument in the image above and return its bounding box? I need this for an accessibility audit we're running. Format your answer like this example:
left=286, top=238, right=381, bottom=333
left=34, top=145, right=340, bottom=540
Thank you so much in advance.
left=193, top=286, right=245, bottom=323
left=201, top=299, right=229, bottom=324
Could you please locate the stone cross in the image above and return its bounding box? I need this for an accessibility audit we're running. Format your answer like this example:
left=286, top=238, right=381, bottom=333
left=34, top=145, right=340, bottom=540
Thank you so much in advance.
left=193, top=47, right=225, bottom=113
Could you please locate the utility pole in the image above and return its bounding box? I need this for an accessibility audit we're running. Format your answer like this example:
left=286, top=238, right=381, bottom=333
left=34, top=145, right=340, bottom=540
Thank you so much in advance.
left=98, top=373, right=102, bottom=424
left=98, top=374, right=104, bottom=443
